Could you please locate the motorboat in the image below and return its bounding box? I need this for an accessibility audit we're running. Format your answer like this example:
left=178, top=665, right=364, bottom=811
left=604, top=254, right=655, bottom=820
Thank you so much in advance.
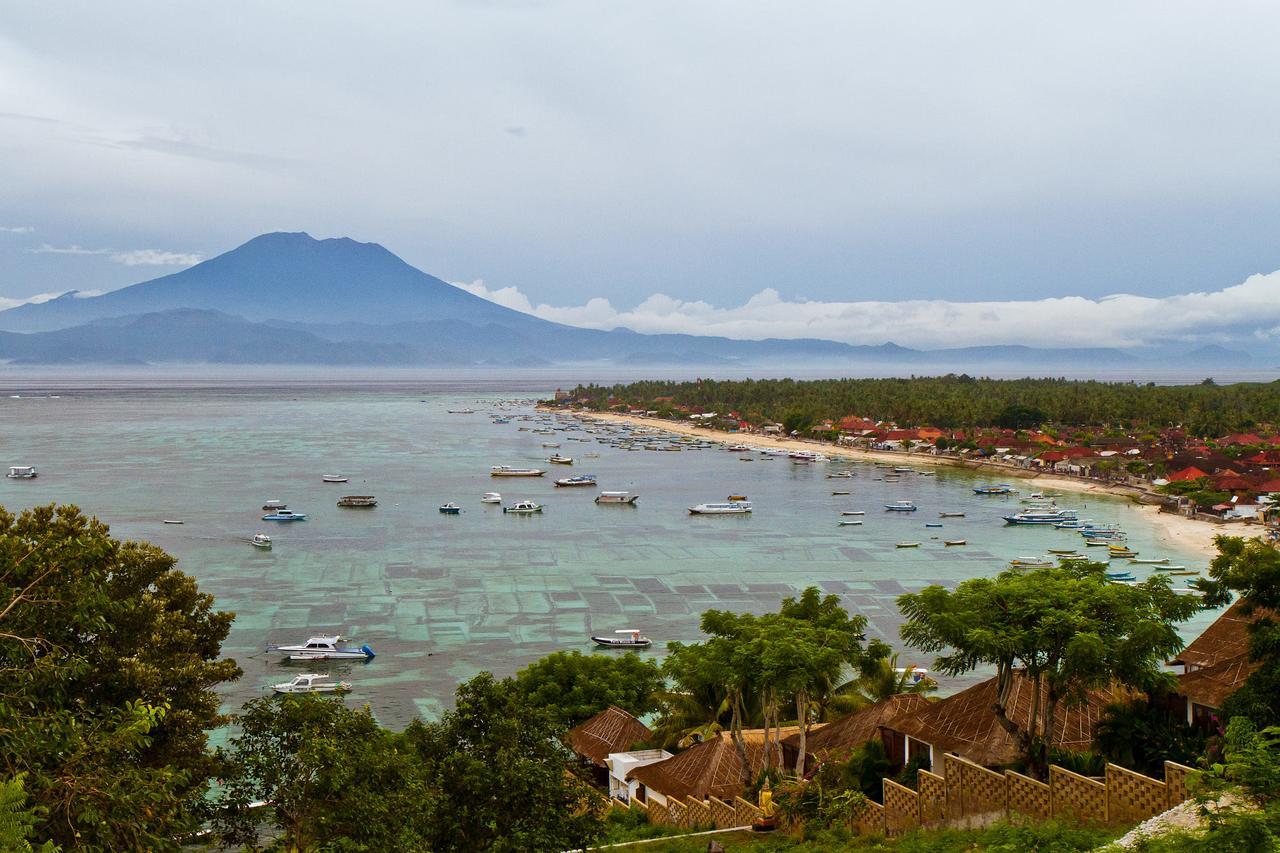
left=447, top=408, right=476, bottom=414
left=322, top=475, right=349, bottom=483
left=337, top=495, right=377, bottom=508
left=546, top=454, right=574, bottom=465
left=268, top=635, right=375, bottom=660
left=831, top=490, right=850, bottom=496
left=839, top=519, right=864, bottom=526
left=595, top=491, right=639, bottom=505
left=925, top=522, right=943, bottom=528
left=789, top=451, right=819, bottom=463
left=591, top=629, right=652, bottom=649
left=490, top=466, right=546, bottom=477
left=973, top=485, right=1015, bottom=495
left=262, top=510, right=307, bottom=521
left=841, top=510, right=866, bottom=516
left=896, top=542, right=920, bottom=548
left=1009, top=558, right=1054, bottom=568
left=481, top=492, right=502, bottom=504
left=826, top=471, right=855, bottom=479
left=439, top=503, right=462, bottom=514
left=262, top=499, right=287, bottom=511
left=163, top=519, right=184, bottom=524
left=503, top=500, right=543, bottom=514
left=1003, top=510, right=1077, bottom=525
left=938, top=512, right=965, bottom=518
left=884, top=501, right=918, bottom=512
left=541, top=442, right=561, bottom=448
left=944, top=539, right=966, bottom=546
left=251, top=533, right=272, bottom=549
left=689, top=501, right=752, bottom=515
left=727, top=444, right=751, bottom=452
left=6, top=466, right=37, bottom=479
left=555, top=474, right=597, bottom=487
left=273, top=673, right=353, bottom=694
left=1130, top=558, right=1169, bottom=565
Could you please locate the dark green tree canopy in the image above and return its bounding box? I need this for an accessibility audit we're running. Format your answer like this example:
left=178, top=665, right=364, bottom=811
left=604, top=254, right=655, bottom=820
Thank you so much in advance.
left=510, top=650, right=665, bottom=729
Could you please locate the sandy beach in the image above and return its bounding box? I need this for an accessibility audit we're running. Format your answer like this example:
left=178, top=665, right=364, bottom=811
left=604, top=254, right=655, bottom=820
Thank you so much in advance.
left=553, top=408, right=1230, bottom=559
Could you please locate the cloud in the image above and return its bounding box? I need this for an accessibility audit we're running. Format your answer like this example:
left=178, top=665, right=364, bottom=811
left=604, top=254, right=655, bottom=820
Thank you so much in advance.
left=29, top=244, right=201, bottom=266
left=452, top=271, right=1280, bottom=351
left=0, top=225, right=34, bottom=233
left=0, top=290, right=73, bottom=311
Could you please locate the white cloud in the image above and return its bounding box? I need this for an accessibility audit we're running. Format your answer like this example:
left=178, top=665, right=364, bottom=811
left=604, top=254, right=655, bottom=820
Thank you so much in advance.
left=109, top=249, right=203, bottom=266
left=452, top=271, right=1280, bottom=351
left=0, top=225, right=34, bottom=233
left=31, top=243, right=106, bottom=255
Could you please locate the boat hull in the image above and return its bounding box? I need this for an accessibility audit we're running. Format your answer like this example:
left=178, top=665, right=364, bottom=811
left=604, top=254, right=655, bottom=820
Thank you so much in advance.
left=591, top=637, right=652, bottom=649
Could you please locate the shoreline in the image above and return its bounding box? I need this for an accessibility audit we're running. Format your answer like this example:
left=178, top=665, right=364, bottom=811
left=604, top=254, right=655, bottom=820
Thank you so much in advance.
left=549, top=407, right=1228, bottom=559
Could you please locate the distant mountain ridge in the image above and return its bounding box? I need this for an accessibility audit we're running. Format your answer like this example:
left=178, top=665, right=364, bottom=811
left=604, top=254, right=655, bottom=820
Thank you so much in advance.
left=0, top=231, right=1153, bottom=367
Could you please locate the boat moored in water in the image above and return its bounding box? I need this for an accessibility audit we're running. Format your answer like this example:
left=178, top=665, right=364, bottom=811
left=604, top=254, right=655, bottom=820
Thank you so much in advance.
left=481, top=492, right=502, bottom=504
left=273, top=673, right=353, bottom=694
left=6, top=466, right=37, bottom=479
left=322, top=475, right=349, bottom=483
left=595, top=491, right=639, bottom=505
left=591, top=629, right=652, bottom=649
left=503, top=500, right=543, bottom=514
left=555, top=474, right=597, bottom=487
left=490, top=466, right=546, bottom=477
left=268, top=635, right=375, bottom=660
left=262, top=509, right=307, bottom=521
left=337, top=495, right=377, bottom=508
left=973, top=485, right=1015, bottom=495
left=262, top=499, right=287, bottom=511
left=547, top=454, right=574, bottom=465
left=439, top=502, right=462, bottom=514
left=689, top=501, right=752, bottom=515
left=251, top=533, right=272, bottom=549
left=884, top=501, right=918, bottom=512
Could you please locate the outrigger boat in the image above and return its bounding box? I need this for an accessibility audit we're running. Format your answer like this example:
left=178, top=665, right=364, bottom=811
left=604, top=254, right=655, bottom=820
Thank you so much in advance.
left=273, top=673, right=352, bottom=694
left=490, top=466, right=546, bottom=477
left=268, top=635, right=375, bottom=661
left=973, top=485, right=1015, bottom=495
left=262, top=509, right=307, bottom=521
left=591, top=629, right=651, bottom=649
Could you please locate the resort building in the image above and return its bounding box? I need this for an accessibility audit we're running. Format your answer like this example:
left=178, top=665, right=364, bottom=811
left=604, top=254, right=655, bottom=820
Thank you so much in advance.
left=1169, top=601, right=1265, bottom=726
left=780, top=694, right=931, bottom=767
left=625, top=726, right=805, bottom=804
left=566, top=706, right=653, bottom=787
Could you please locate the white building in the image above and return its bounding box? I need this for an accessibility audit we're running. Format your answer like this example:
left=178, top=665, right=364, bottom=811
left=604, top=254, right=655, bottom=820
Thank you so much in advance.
left=605, top=749, right=673, bottom=803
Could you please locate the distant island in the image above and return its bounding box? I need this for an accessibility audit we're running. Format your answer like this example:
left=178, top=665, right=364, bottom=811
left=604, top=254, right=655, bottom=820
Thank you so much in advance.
left=0, top=232, right=1259, bottom=369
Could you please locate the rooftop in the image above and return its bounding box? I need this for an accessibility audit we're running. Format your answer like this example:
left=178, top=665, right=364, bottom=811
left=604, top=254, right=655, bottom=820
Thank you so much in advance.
left=566, top=706, right=652, bottom=768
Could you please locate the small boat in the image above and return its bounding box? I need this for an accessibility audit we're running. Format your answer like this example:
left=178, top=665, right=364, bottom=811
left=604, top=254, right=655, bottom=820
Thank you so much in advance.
left=6, top=466, right=37, bottom=479
left=163, top=519, right=184, bottom=525
left=546, top=454, right=574, bottom=465
left=727, top=494, right=748, bottom=502
left=555, top=475, right=597, bottom=487
left=938, top=512, right=965, bottom=518
left=503, top=500, right=543, bottom=514
left=1047, top=548, right=1078, bottom=555
left=595, top=491, right=639, bottom=505
left=262, top=510, right=308, bottom=521
left=541, top=442, right=561, bottom=448
left=944, top=539, right=966, bottom=546
left=841, top=510, right=866, bottom=516
left=884, top=501, right=918, bottom=512
left=1168, top=570, right=1200, bottom=576
left=689, top=502, right=752, bottom=515
left=727, top=444, right=751, bottom=452
left=1010, top=558, right=1054, bottom=568
left=251, top=533, right=272, bottom=549
left=262, top=499, right=287, bottom=511
left=924, top=522, right=944, bottom=528
left=447, top=408, right=476, bottom=414
left=1003, top=510, right=1078, bottom=525
left=1130, top=558, right=1169, bottom=565
left=1153, top=565, right=1188, bottom=571
left=322, top=475, right=349, bottom=483
left=1085, top=539, right=1112, bottom=547
left=826, top=471, right=855, bottom=479
left=481, top=492, right=502, bottom=504
left=268, top=635, right=375, bottom=660
left=831, top=490, right=851, bottom=496
left=973, top=485, right=1015, bottom=495
left=591, top=629, right=652, bottom=649
left=896, top=542, right=921, bottom=548
left=490, top=466, right=546, bottom=477
left=1109, top=551, right=1139, bottom=559
left=337, top=495, right=377, bottom=508
left=839, top=519, right=864, bottom=526
left=273, top=673, right=352, bottom=694
left=1106, top=571, right=1136, bottom=580
left=439, top=503, right=462, bottom=514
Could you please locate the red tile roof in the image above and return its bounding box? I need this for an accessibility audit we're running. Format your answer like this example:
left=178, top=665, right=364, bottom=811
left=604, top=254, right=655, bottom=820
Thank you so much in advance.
left=1167, top=466, right=1209, bottom=483
left=567, top=706, right=653, bottom=767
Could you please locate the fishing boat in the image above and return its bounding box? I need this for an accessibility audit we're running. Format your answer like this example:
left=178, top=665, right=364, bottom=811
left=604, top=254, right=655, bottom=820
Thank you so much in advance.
left=503, top=500, right=543, bottom=514
left=973, top=485, right=1015, bottom=495
left=251, top=533, right=272, bottom=549
left=1130, top=558, right=1169, bottom=565
left=689, top=501, right=752, bottom=515
left=831, top=490, right=851, bottom=496
left=1168, top=570, right=1200, bottom=576
left=727, top=444, right=751, bottom=452
left=273, top=673, right=353, bottom=694
left=595, top=491, right=639, bottom=505
left=1010, top=558, right=1054, bottom=568
left=481, top=492, right=502, bottom=504
left=268, top=635, right=375, bottom=661
left=925, top=523, right=945, bottom=529
left=546, top=454, right=574, bottom=465
left=896, top=542, right=921, bottom=548
left=1002, top=510, right=1077, bottom=525
left=6, top=466, right=36, bottom=479
left=1106, top=570, right=1136, bottom=581
left=541, top=442, right=561, bottom=448
left=939, top=512, right=965, bottom=518
left=262, top=509, right=307, bottom=521
left=789, top=451, right=819, bottom=463
left=826, top=471, right=855, bottom=479
left=447, top=408, right=476, bottom=414
left=1109, top=549, right=1139, bottom=559
left=841, top=510, right=866, bottom=516
left=262, top=499, right=287, bottom=511
left=591, top=629, right=652, bottom=649
left=1085, top=539, right=1113, bottom=547
left=438, top=502, right=462, bottom=514
left=555, top=474, right=597, bottom=487
left=322, top=475, right=349, bottom=483
left=490, top=466, right=546, bottom=477
left=337, top=495, right=377, bottom=508
left=944, top=539, right=966, bottom=546
left=1048, top=548, right=1079, bottom=555
left=839, top=519, right=864, bottom=526
left=884, top=501, right=918, bottom=512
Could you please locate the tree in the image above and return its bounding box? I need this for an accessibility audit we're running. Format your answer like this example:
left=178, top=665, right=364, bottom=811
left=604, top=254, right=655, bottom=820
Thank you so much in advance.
left=0, top=504, right=241, bottom=850
left=1198, top=536, right=1280, bottom=727
left=405, top=672, right=605, bottom=852
left=214, top=695, right=430, bottom=851
left=0, top=775, right=57, bottom=853
left=826, top=649, right=937, bottom=720
left=898, top=562, right=1201, bottom=779
left=511, top=650, right=665, bottom=729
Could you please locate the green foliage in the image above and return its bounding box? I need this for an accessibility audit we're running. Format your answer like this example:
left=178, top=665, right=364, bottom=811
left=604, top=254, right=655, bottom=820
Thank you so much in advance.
left=898, top=562, right=1202, bottom=778
left=1094, top=698, right=1209, bottom=776
left=996, top=404, right=1047, bottom=430
left=815, top=739, right=892, bottom=802
left=599, top=805, right=684, bottom=843
left=0, top=775, right=57, bottom=853
left=511, top=650, right=665, bottom=729
left=0, top=503, right=241, bottom=851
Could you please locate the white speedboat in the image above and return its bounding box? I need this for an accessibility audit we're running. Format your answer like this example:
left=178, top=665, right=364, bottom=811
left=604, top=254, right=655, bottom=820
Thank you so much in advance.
left=546, top=454, right=574, bottom=465
left=6, top=466, right=37, bottom=479
left=503, top=500, right=543, bottom=514
left=490, top=466, right=546, bottom=477
left=595, top=491, right=639, bottom=505
left=555, top=474, right=596, bottom=487
left=591, top=629, right=652, bottom=649
left=251, top=533, right=272, bottom=549
left=884, top=501, right=918, bottom=512
left=273, top=673, right=352, bottom=694
left=268, top=635, right=375, bottom=660
left=322, top=475, right=349, bottom=483
left=481, top=492, right=502, bottom=504
left=688, top=501, right=752, bottom=515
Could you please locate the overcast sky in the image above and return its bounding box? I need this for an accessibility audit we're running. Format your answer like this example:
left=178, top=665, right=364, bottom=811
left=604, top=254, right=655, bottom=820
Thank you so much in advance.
left=4, top=2, right=1280, bottom=348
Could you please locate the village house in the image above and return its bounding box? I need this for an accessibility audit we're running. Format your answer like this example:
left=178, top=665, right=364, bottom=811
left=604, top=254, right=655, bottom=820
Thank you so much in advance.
left=1169, top=601, right=1266, bottom=727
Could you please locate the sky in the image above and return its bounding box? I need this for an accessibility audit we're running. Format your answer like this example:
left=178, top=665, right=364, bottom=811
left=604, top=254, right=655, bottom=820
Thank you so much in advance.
left=4, top=2, right=1280, bottom=350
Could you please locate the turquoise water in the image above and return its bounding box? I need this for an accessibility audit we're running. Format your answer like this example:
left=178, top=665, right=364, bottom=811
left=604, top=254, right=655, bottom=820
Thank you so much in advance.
left=0, top=384, right=1216, bottom=727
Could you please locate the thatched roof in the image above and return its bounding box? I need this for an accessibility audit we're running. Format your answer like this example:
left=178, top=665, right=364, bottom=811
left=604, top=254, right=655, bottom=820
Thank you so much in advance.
left=627, top=726, right=802, bottom=801
left=1178, top=653, right=1260, bottom=710
left=566, top=706, right=652, bottom=767
left=883, top=671, right=1126, bottom=768
left=781, top=694, right=933, bottom=762
left=1169, top=600, right=1266, bottom=670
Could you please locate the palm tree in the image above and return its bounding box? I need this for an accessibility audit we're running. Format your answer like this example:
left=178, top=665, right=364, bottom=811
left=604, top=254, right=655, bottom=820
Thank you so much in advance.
left=821, top=652, right=937, bottom=720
